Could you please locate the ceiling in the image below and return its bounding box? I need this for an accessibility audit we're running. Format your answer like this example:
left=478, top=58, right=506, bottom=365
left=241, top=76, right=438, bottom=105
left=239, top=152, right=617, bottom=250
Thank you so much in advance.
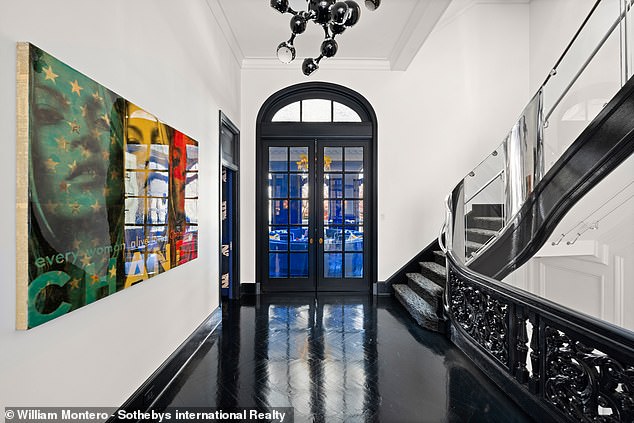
left=206, top=0, right=452, bottom=71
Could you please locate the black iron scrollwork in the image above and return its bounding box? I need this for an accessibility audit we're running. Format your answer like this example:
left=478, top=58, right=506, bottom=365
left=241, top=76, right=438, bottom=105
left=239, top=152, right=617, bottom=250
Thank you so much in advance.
left=449, top=271, right=509, bottom=367
left=545, top=326, right=634, bottom=422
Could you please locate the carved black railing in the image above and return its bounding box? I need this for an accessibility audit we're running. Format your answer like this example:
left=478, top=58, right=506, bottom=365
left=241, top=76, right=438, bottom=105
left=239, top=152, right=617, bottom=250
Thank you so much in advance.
left=445, top=252, right=634, bottom=422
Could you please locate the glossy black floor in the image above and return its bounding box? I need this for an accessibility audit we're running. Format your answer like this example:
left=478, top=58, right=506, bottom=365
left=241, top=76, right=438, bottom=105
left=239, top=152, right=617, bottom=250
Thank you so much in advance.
left=153, top=295, right=535, bottom=423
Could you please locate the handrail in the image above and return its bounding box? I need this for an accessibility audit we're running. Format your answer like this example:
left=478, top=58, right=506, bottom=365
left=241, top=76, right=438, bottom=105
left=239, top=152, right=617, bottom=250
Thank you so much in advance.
left=538, top=0, right=602, bottom=89
left=544, top=6, right=625, bottom=122
left=464, top=169, right=504, bottom=204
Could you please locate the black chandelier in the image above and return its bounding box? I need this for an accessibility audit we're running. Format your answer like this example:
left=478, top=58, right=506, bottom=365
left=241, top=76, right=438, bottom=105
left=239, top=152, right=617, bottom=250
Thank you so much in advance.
left=270, top=0, right=381, bottom=76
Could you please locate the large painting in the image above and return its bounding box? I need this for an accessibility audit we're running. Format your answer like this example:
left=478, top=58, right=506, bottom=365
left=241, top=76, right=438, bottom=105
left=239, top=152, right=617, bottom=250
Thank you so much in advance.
left=16, top=43, right=199, bottom=329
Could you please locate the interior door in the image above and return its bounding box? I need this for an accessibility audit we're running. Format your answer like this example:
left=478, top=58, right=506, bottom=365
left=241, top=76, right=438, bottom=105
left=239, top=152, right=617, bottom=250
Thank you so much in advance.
left=263, top=141, right=316, bottom=291
left=261, top=139, right=370, bottom=292
left=317, top=141, right=370, bottom=291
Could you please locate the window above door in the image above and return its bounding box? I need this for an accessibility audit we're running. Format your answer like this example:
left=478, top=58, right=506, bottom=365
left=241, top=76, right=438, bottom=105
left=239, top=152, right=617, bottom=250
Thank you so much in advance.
left=272, top=99, right=362, bottom=123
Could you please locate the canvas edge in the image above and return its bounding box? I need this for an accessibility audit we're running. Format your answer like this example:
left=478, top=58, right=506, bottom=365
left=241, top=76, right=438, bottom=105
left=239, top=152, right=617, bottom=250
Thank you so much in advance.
left=16, top=42, right=30, bottom=330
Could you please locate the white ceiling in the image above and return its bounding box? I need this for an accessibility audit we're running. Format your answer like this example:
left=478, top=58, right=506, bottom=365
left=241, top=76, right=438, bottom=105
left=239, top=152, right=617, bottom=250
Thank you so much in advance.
left=206, top=0, right=452, bottom=70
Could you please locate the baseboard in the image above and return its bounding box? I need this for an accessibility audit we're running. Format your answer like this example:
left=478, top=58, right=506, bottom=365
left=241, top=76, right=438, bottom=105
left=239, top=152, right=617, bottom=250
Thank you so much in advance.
left=376, top=281, right=392, bottom=295
left=240, top=282, right=257, bottom=296
left=107, top=307, right=222, bottom=422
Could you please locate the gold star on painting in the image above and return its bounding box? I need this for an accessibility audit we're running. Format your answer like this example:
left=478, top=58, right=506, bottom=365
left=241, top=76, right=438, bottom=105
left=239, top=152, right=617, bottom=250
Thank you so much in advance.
left=110, top=170, right=120, bottom=180
left=68, top=160, right=78, bottom=174
left=80, top=254, right=91, bottom=267
left=92, top=91, right=103, bottom=102
left=91, top=128, right=103, bottom=139
left=101, top=151, right=110, bottom=161
left=81, top=147, right=92, bottom=159
left=91, top=239, right=100, bottom=247
left=90, top=200, right=102, bottom=212
left=109, top=265, right=117, bottom=278
left=69, top=278, right=80, bottom=289
left=80, top=105, right=88, bottom=117
left=45, top=157, right=59, bottom=172
left=43, top=66, right=59, bottom=83
left=110, top=135, right=118, bottom=146
left=55, top=136, right=69, bottom=152
left=90, top=274, right=100, bottom=285
left=69, top=201, right=81, bottom=215
left=72, top=239, right=82, bottom=250
left=103, top=186, right=111, bottom=197
left=68, top=120, right=80, bottom=134
left=100, top=113, right=110, bottom=127
left=69, top=80, right=83, bottom=96
left=44, top=200, right=58, bottom=213
left=60, top=181, right=70, bottom=192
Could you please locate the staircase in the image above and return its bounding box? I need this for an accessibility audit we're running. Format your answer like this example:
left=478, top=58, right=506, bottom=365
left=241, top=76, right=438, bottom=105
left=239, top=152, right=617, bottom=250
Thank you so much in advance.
left=392, top=204, right=503, bottom=333
left=393, top=250, right=447, bottom=333
left=465, top=204, right=504, bottom=259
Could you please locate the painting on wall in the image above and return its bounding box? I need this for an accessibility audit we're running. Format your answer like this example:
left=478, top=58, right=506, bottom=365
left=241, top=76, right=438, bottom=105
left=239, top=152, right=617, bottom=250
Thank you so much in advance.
left=16, top=43, right=199, bottom=329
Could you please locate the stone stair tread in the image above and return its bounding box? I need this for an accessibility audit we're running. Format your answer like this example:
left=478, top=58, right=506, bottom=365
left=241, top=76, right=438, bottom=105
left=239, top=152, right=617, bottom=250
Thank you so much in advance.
left=406, top=272, right=443, bottom=297
left=466, top=240, right=483, bottom=249
left=393, top=284, right=444, bottom=333
left=472, top=216, right=504, bottom=222
left=466, top=228, right=498, bottom=237
left=419, top=261, right=446, bottom=277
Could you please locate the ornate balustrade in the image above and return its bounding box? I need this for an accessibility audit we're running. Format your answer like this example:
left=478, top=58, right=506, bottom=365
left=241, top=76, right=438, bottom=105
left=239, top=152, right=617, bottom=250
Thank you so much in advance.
left=445, top=252, right=634, bottom=422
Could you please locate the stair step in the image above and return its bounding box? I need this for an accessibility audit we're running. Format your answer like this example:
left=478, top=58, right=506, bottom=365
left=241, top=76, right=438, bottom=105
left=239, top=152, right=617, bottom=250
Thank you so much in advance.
left=470, top=204, right=503, bottom=217
left=394, top=284, right=445, bottom=333
left=467, top=216, right=504, bottom=231
left=466, top=240, right=484, bottom=255
left=466, top=228, right=498, bottom=244
left=432, top=250, right=445, bottom=266
left=419, top=261, right=446, bottom=286
left=406, top=273, right=443, bottom=315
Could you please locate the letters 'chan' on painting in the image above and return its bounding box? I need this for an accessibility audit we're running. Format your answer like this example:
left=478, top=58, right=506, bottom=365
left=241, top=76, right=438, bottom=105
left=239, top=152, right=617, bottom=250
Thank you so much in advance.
left=16, top=42, right=199, bottom=329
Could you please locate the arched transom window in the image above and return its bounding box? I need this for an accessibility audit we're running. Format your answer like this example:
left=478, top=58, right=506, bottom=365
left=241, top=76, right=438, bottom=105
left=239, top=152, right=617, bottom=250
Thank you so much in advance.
left=271, top=99, right=362, bottom=123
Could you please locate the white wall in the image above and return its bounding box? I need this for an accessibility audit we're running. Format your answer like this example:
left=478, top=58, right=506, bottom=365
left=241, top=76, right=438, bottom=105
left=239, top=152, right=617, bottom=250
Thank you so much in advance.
left=0, top=0, right=239, bottom=409
left=240, top=1, right=530, bottom=283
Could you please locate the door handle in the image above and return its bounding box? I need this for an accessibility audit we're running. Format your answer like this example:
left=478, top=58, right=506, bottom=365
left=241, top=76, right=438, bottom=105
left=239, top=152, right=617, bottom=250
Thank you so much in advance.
left=309, top=238, right=314, bottom=244
left=319, top=238, right=323, bottom=244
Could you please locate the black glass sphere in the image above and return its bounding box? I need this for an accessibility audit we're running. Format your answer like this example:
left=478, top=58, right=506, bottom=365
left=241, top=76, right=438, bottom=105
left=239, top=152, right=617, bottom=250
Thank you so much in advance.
left=329, top=22, right=346, bottom=35
left=321, top=39, right=338, bottom=57
left=331, top=2, right=349, bottom=24
left=270, top=0, right=289, bottom=13
left=276, top=41, right=296, bottom=63
left=302, top=58, right=319, bottom=76
left=315, top=0, right=334, bottom=24
left=290, top=14, right=307, bottom=34
left=365, top=0, right=380, bottom=11
left=344, top=0, right=361, bottom=26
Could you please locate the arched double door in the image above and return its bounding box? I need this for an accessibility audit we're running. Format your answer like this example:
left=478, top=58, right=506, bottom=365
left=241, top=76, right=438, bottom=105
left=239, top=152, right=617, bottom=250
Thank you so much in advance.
left=256, top=83, right=377, bottom=293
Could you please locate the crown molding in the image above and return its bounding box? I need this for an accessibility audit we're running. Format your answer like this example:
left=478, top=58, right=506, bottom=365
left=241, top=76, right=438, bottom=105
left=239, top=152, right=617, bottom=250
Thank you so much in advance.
left=389, top=0, right=452, bottom=71
left=242, top=57, right=392, bottom=71
left=205, top=0, right=244, bottom=66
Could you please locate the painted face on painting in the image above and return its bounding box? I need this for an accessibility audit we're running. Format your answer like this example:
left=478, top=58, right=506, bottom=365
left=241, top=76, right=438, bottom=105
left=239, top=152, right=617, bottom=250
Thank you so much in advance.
left=29, top=49, right=123, bottom=225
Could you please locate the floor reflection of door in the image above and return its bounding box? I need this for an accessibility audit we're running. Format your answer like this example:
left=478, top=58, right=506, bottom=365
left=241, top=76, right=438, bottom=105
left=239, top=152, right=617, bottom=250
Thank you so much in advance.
left=262, top=140, right=370, bottom=292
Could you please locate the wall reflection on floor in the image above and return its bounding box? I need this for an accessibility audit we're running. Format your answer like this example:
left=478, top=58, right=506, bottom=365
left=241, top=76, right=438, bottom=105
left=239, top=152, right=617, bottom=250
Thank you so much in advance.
left=155, top=295, right=534, bottom=423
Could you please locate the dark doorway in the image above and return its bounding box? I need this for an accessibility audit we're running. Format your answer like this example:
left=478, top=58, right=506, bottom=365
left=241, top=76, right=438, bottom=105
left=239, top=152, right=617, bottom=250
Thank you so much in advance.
left=256, top=83, right=377, bottom=293
left=220, top=112, right=239, bottom=299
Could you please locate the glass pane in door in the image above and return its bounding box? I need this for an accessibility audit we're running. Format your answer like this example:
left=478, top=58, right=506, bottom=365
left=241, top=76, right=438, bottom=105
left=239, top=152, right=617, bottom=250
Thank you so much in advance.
left=268, top=146, right=310, bottom=279
left=322, top=146, right=364, bottom=279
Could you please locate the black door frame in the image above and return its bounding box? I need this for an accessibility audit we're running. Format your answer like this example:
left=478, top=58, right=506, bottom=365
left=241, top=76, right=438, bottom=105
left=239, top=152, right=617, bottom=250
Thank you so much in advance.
left=256, top=82, right=378, bottom=294
left=219, top=111, right=240, bottom=300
